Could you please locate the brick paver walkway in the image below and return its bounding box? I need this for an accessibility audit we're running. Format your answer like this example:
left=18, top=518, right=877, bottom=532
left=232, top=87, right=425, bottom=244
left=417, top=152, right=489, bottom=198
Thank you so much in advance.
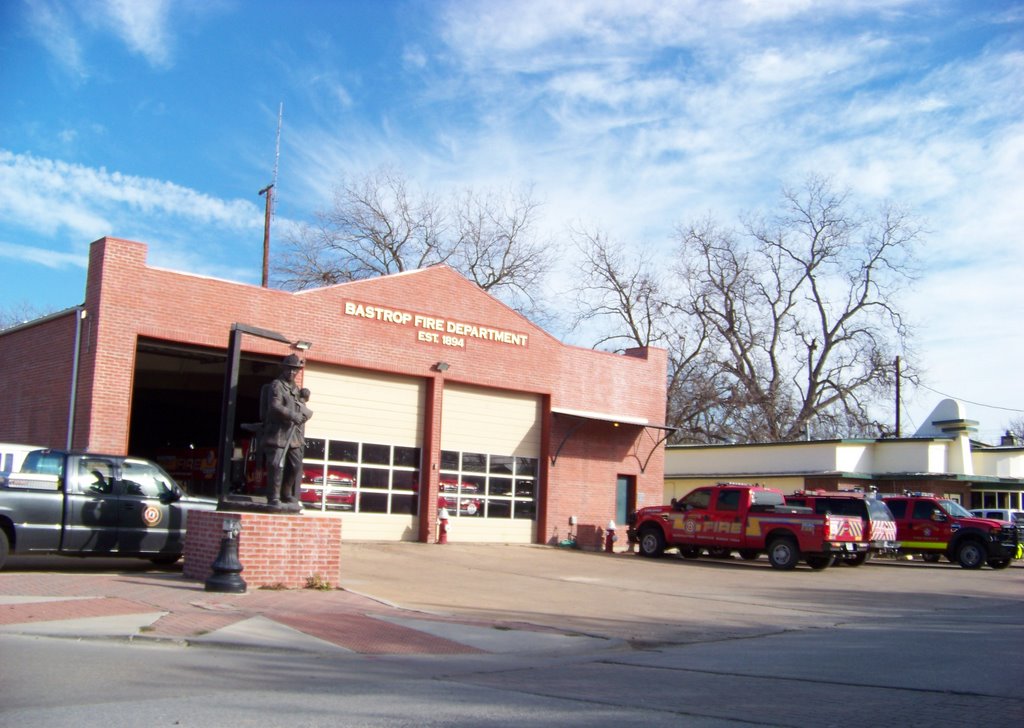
left=0, top=569, right=492, bottom=655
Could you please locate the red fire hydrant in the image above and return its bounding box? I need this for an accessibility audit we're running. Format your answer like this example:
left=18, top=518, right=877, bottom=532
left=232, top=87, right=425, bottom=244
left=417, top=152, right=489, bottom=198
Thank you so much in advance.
left=437, top=508, right=450, bottom=545
left=605, top=520, right=617, bottom=553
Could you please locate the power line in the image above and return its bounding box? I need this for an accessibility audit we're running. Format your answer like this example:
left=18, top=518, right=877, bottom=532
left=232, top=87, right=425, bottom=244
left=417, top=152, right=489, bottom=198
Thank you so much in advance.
left=915, top=383, right=1024, bottom=413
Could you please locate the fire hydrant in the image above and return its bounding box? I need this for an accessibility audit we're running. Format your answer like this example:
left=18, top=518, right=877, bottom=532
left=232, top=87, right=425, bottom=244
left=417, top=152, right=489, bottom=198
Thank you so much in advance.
left=605, top=519, right=618, bottom=553
left=437, top=508, right=450, bottom=545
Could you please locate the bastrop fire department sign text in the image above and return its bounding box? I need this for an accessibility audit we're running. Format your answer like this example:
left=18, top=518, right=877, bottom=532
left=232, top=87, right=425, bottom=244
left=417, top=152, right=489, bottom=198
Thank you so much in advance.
left=343, top=301, right=529, bottom=349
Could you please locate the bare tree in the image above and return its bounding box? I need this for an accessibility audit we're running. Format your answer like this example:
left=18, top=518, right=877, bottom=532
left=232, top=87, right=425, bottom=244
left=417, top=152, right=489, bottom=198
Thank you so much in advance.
left=675, top=175, right=920, bottom=442
left=450, top=186, right=552, bottom=316
left=1007, top=416, right=1024, bottom=442
left=570, top=228, right=669, bottom=350
left=568, top=175, right=921, bottom=444
left=0, top=302, right=54, bottom=331
left=277, top=168, right=450, bottom=288
left=570, top=228, right=718, bottom=441
left=276, top=169, right=552, bottom=316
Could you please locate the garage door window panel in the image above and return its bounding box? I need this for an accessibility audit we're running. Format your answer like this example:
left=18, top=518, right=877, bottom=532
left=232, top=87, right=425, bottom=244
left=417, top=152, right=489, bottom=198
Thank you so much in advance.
left=439, top=450, right=537, bottom=520
left=462, top=452, right=487, bottom=472
left=328, top=440, right=358, bottom=463
left=362, top=444, right=390, bottom=465
left=489, top=477, right=512, bottom=497
left=392, top=470, right=417, bottom=489
left=394, top=446, right=419, bottom=468
left=303, top=438, right=420, bottom=515
left=391, top=493, right=416, bottom=515
left=490, top=455, right=513, bottom=475
left=359, top=467, right=390, bottom=489
left=359, top=492, right=389, bottom=513
left=488, top=500, right=511, bottom=518
left=440, top=450, right=459, bottom=470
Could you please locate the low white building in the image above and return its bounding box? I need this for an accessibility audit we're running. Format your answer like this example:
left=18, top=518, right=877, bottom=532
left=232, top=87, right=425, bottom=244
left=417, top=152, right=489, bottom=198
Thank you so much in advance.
left=665, top=399, right=1024, bottom=510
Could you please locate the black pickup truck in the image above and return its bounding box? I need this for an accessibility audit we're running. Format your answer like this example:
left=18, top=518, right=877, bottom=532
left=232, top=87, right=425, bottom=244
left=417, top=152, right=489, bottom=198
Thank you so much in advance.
left=0, top=449, right=216, bottom=570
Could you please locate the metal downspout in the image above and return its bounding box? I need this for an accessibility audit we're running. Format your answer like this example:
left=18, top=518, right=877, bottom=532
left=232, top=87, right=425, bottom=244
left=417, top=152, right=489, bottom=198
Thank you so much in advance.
left=66, top=306, right=85, bottom=450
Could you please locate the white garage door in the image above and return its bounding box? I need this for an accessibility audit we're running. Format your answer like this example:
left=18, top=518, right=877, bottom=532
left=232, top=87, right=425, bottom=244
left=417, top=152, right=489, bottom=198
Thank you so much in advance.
left=440, top=383, right=541, bottom=543
left=300, top=364, right=424, bottom=540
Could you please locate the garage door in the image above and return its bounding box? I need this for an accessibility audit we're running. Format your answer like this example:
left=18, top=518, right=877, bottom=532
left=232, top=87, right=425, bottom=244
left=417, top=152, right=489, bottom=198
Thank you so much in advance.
left=440, top=383, right=541, bottom=543
left=300, top=364, right=424, bottom=540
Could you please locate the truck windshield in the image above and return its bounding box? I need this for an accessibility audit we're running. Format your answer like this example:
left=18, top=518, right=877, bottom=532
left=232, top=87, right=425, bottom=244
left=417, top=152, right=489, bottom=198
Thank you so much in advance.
left=940, top=500, right=974, bottom=519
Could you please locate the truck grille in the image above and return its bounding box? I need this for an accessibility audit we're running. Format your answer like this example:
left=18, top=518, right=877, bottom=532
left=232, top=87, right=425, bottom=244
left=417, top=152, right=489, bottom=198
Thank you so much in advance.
left=997, top=524, right=1022, bottom=547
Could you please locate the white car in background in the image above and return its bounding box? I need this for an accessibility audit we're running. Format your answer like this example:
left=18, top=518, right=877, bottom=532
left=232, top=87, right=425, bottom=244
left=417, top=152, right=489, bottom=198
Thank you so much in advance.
left=970, top=508, right=1024, bottom=525
left=0, top=443, right=47, bottom=473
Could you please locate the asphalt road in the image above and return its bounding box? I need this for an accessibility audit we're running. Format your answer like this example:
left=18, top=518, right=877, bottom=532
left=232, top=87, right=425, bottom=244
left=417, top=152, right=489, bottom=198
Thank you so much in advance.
left=2, top=544, right=1022, bottom=727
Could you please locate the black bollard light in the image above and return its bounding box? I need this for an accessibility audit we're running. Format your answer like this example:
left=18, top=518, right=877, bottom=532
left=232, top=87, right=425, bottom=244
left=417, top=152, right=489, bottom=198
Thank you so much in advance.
left=205, top=517, right=247, bottom=593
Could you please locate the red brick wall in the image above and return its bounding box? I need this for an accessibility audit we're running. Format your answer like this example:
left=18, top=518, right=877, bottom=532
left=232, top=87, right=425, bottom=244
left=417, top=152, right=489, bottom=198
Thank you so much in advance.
left=0, top=310, right=79, bottom=448
left=183, top=510, right=342, bottom=588
left=545, top=417, right=665, bottom=548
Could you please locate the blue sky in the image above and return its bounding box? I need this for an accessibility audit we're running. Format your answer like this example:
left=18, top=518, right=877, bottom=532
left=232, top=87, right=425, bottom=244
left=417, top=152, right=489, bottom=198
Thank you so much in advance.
left=1, top=0, right=1022, bottom=439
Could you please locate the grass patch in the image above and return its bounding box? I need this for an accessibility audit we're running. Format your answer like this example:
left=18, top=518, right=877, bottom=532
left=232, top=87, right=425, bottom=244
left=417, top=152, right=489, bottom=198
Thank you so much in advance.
left=305, top=573, right=333, bottom=591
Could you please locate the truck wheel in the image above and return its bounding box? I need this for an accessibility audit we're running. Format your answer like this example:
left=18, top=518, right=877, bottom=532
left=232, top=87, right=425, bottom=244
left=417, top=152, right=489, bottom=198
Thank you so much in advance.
left=0, top=528, right=9, bottom=571
left=767, top=537, right=800, bottom=570
left=956, top=540, right=985, bottom=569
left=987, top=557, right=1011, bottom=570
left=637, top=526, right=666, bottom=558
left=805, top=555, right=831, bottom=570
left=738, top=549, right=760, bottom=561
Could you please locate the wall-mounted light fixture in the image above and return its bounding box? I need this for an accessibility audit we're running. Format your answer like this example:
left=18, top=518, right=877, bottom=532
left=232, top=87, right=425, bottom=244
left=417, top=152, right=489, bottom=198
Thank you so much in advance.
left=293, top=340, right=313, bottom=351
left=434, top=361, right=450, bottom=372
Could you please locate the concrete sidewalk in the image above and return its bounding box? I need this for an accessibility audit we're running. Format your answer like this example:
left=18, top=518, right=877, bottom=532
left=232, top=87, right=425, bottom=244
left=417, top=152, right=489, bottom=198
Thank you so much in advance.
left=0, top=545, right=619, bottom=656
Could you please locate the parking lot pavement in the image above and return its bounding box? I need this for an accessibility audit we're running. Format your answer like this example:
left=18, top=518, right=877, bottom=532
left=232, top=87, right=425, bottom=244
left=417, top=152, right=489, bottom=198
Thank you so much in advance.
left=2, top=545, right=1022, bottom=726
left=2, top=543, right=1023, bottom=659
left=337, top=541, right=1024, bottom=644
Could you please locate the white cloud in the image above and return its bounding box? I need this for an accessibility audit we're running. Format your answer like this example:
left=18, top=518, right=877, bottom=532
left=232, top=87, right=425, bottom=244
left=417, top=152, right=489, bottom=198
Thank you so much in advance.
left=24, top=0, right=189, bottom=72
left=0, top=150, right=263, bottom=242
left=24, top=0, right=87, bottom=77
left=98, top=0, right=174, bottom=67
left=0, top=239, right=87, bottom=268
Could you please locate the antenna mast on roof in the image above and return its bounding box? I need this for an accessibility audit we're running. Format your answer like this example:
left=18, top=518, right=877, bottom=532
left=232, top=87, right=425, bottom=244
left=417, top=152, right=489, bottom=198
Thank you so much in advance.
left=259, top=102, right=284, bottom=288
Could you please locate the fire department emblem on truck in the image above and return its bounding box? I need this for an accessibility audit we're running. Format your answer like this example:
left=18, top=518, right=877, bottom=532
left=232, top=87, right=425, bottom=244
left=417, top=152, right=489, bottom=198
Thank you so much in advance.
left=143, top=505, right=162, bottom=527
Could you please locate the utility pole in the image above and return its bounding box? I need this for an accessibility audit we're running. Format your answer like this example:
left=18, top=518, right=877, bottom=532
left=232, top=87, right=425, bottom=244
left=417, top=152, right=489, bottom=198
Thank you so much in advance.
left=259, top=103, right=284, bottom=288
left=259, top=183, right=273, bottom=287
left=894, top=356, right=901, bottom=438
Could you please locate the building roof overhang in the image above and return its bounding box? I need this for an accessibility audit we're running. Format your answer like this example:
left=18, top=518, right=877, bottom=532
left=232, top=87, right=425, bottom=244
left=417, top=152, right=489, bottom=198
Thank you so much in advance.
left=551, top=407, right=675, bottom=472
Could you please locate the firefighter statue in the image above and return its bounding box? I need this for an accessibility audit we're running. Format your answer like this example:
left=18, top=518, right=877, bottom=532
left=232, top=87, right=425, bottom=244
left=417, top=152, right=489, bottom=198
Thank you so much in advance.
left=260, top=353, right=313, bottom=508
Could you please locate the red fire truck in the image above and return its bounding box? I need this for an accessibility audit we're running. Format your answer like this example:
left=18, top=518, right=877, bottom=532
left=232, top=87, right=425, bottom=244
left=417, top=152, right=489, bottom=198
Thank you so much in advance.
left=629, top=483, right=868, bottom=570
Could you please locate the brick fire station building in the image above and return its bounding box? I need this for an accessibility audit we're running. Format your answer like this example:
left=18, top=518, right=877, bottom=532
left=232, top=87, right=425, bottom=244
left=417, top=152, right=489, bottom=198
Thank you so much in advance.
left=0, top=237, right=669, bottom=547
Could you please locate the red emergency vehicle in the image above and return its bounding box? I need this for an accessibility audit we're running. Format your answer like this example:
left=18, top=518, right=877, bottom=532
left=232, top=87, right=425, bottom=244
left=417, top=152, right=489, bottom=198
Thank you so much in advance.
left=629, top=483, right=868, bottom=570
left=883, top=493, right=1022, bottom=569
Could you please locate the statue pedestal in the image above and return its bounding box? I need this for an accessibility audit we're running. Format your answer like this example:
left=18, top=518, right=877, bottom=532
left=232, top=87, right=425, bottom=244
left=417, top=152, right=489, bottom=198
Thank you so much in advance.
left=183, top=510, right=342, bottom=589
